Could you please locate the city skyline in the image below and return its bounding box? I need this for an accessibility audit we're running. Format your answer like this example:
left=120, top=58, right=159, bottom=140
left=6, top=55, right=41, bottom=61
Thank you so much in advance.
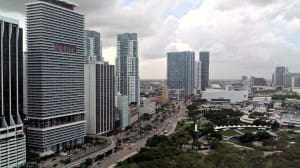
left=0, top=0, right=299, bottom=79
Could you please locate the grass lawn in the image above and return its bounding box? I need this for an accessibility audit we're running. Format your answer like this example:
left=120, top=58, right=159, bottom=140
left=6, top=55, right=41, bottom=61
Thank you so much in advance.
left=175, top=122, right=193, bottom=131
left=219, top=129, right=239, bottom=137
left=240, top=128, right=260, bottom=134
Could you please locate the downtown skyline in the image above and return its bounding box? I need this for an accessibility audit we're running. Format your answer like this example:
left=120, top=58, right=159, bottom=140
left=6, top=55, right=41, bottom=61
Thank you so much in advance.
left=0, top=0, right=299, bottom=80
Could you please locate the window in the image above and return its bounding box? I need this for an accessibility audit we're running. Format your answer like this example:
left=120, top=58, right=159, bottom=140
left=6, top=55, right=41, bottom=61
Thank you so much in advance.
left=54, top=43, right=76, bottom=54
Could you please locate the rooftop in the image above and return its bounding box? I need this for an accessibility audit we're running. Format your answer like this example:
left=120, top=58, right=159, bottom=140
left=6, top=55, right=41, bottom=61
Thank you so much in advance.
left=39, top=0, right=78, bottom=10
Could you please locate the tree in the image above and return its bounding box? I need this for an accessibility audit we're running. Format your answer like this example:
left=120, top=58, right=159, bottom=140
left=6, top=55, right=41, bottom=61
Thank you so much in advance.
left=239, top=132, right=255, bottom=143
left=253, top=119, right=267, bottom=126
left=271, top=121, right=280, bottom=130
left=210, top=131, right=223, bottom=141
left=255, top=131, right=272, bottom=140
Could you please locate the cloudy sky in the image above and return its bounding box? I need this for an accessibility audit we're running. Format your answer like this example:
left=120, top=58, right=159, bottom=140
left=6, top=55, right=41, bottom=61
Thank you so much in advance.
left=0, top=0, right=299, bottom=79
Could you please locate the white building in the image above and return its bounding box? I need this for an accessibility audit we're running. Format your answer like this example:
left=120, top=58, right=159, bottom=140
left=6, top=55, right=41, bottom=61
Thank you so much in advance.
left=194, top=61, right=201, bottom=91
left=275, top=111, right=300, bottom=128
left=202, top=89, right=248, bottom=103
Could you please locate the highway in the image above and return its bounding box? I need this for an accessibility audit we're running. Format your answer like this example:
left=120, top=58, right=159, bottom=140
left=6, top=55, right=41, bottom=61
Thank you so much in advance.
left=62, top=136, right=115, bottom=168
left=99, top=101, right=186, bottom=168
left=64, top=101, right=186, bottom=168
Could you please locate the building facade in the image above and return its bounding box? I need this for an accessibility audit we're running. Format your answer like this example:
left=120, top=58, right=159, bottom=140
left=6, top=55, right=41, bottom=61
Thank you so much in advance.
left=194, top=61, right=201, bottom=90
left=284, top=72, right=300, bottom=88
left=200, top=51, right=210, bottom=91
left=85, top=61, right=114, bottom=135
left=202, top=89, right=248, bottom=103
left=116, top=93, right=129, bottom=130
left=292, top=76, right=300, bottom=88
left=85, top=30, right=102, bottom=62
left=26, top=0, right=86, bottom=155
left=250, top=77, right=267, bottom=86
left=0, top=16, right=26, bottom=168
left=115, top=33, right=140, bottom=105
left=274, top=66, right=287, bottom=88
left=167, top=51, right=195, bottom=98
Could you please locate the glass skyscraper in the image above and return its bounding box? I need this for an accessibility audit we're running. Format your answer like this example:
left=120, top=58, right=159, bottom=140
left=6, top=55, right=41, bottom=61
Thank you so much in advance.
left=115, top=33, right=140, bottom=105
left=200, top=51, right=210, bottom=91
left=85, top=30, right=102, bottom=62
left=167, top=51, right=195, bottom=98
left=26, top=0, right=85, bottom=155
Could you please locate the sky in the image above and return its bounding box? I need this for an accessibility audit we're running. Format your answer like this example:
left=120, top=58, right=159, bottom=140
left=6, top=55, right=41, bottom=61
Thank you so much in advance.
left=0, top=0, right=299, bottom=79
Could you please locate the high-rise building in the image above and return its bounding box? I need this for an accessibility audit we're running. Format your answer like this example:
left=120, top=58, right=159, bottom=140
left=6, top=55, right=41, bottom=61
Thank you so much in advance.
left=292, top=76, right=300, bottom=88
left=115, top=33, right=140, bottom=105
left=26, top=0, right=86, bottom=155
left=274, top=66, right=287, bottom=88
left=200, top=51, right=210, bottom=90
left=116, top=93, right=129, bottom=129
left=85, top=30, right=102, bottom=62
left=161, top=82, right=169, bottom=104
left=85, top=60, right=114, bottom=135
left=250, top=77, right=267, bottom=86
left=167, top=51, right=195, bottom=97
left=284, top=72, right=300, bottom=88
left=194, top=61, right=201, bottom=90
left=0, top=16, right=26, bottom=167
left=241, top=76, right=248, bottom=82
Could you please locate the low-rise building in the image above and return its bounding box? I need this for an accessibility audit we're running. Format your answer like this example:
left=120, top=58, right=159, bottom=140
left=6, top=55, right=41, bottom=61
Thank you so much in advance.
left=140, top=98, right=156, bottom=115
left=202, top=89, right=248, bottom=103
left=275, top=111, right=300, bottom=128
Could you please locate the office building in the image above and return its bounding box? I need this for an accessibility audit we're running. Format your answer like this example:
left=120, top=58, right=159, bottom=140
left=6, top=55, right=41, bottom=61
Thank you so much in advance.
left=85, top=30, right=102, bottom=62
left=250, top=77, right=267, bottom=86
left=194, top=61, right=201, bottom=90
left=161, top=82, right=169, bottom=104
left=85, top=60, right=114, bottom=135
left=200, top=51, right=210, bottom=90
left=241, top=76, right=248, bottom=82
left=292, top=76, right=300, bottom=88
left=0, top=16, right=26, bottom=167
left=284, top=72, right=300, bottom=88
left=26, top=0, right=86, bottom=155
left=167, top=51, right=195, bottom=98
left=274, top=66, right=287, bottom=88
left=202, top=89, right=248, bottom=103
left=116, top=33, right=140, bottom=105
left=116, top=93, right=129, bottom=129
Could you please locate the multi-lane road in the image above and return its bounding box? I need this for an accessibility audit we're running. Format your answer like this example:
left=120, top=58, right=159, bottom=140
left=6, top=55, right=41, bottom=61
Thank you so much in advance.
left=99, top=101, right=187, bottom=168
left=63, top=101, right=186, bottom=168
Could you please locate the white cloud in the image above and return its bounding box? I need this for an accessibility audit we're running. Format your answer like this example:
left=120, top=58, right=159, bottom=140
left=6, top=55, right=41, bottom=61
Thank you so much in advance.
left=1, top=0, right=299, bottom=79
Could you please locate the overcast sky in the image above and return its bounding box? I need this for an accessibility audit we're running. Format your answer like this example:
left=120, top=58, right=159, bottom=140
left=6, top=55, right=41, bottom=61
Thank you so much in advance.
left=0, top=0, right=299, bottom=79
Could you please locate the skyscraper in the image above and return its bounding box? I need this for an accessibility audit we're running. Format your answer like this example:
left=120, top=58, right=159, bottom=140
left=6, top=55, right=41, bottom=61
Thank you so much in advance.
left=26, top=0, right=85, bottom=155
left=200, top=51, right=210, bottom=91
left=85, top=30, right=102, bottom=62
left=0, top=16, right=26, bottom=167
left=274, top=66, right=287, bottom=88
left=194, top=61, right=201, bottom=90
left=85, top=60, right=115, bottom=135
left=167, top=51, right=195, bottom=97
left=115, top=33, right=140, bottom=105
left=292, top=76, right=300, bottom=88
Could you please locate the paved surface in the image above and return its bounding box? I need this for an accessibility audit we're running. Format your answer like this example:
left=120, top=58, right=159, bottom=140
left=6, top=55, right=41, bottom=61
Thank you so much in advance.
left=98, top=101, right=187, bottom=168
left=63, top=101, right=187, bottom=168
left=62, top=136, right=115, bottom=168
